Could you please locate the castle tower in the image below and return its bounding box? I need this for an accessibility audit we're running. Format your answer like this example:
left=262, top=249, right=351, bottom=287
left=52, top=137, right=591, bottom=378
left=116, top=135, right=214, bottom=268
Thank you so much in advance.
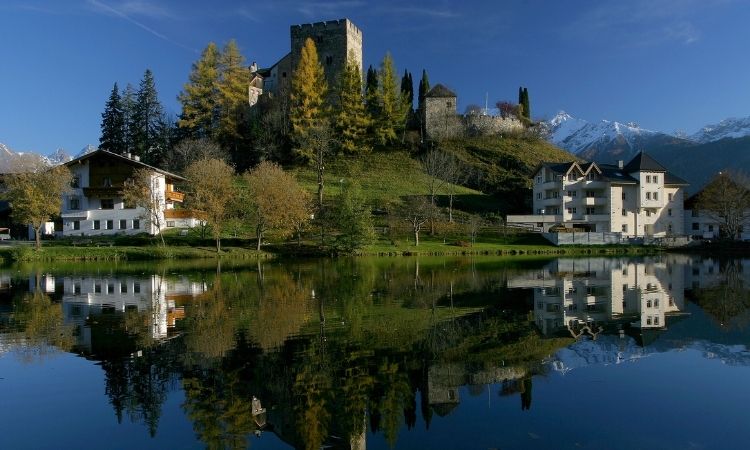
left=290, top=18, right=363, bottom=91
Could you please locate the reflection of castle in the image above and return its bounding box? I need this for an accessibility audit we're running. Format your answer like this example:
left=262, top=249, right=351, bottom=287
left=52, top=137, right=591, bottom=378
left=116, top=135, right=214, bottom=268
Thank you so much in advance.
left=30, top=274, right=206, bottom=352
left=509, top=257, right=692, bottom=339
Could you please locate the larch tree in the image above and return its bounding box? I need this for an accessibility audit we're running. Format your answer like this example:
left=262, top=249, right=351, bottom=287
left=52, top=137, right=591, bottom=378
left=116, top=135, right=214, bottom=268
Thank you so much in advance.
left=122, top=168, right=168, bottom=246
left=374, top=53, right=407, bottom=146
left=184, top=158, right=236, bottom=252
left=100, top=82, right=126, bottom=154
left=5, top=165, right=73, bottom=250
left=290, top=38, right=328, bottom=161
left=178, top=42, right=220, bottom=139
left=217, top=40, right=252, bottom=159
left=243, top=161, right=312, bottom=251
left=334, top=53, right=371, bottom=154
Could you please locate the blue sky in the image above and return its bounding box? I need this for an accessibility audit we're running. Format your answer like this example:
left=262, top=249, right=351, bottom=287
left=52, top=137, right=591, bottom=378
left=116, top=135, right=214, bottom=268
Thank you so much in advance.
left=1, top=0, right=749, bottom=154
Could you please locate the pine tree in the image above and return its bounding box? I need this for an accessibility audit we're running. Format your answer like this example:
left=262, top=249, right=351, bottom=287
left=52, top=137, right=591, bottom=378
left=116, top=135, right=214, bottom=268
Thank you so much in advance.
left=216, top=39, right=251, bottom=161
left=99, top=82, right=125, bottom=154
left=132, top=69, right=166, bottom=164
left=335, top=54, right=371, bottom=154
left=121, top=83, right=137, bottom=154
left=374, top=53, right=407, bottom=146
left=178, top=42, right=220, bottom=139
left=290, top=38, right=328, bottom=160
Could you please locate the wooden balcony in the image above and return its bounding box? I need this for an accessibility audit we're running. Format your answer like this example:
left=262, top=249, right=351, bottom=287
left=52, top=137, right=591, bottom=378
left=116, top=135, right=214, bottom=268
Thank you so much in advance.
left=165, top=190, right=185, bottom=202
left=83, top=187, right=121, bottom=197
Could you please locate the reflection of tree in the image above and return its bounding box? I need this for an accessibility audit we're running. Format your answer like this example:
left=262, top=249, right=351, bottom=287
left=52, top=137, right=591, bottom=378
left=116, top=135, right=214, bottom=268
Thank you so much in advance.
left=182, top=280, right=237, bottom=362
left=373, top=358, right=412, bottom=448
left=692, top=260, right=750, bottom=329
left=293, top=344, right=333, bottom=450
left=10, top=291, right=75, bottom=359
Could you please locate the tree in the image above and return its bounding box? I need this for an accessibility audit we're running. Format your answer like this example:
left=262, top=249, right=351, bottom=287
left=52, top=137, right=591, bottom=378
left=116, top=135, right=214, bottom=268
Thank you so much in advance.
left=243, top=161, right=312, bottom=251
left=162, top=138, right=227, bottom=174
left=334, top=53, right=371, bottom=154
left=496, top=100, right=519, bottom=119
left=298, top=121, right=336, bottom=209
left=365, top=65, right=379, bottom=117
left=5, top=165, right=72, bottom=249
left=421, top=149, right=454, bottom=234
left=290, top=38, right=328, bottom=161
left=100, top=82, right=126, bottom=153
left=131, top=69, right=167, bottom=164
left=374, top=53, right=407, bottom=146
left=517, top=86, right=530, bottom=123
left=522, top=87, right=531, bottom=121
left=464, top=104, right=483, bottom=116
left=695, top=171, right=750, bottom=240
left=178, top=42, right=220, bottom=139
left=184, top=158, right=235, bottom=252
left=400, top=69, right=414, bottom=112
left=122, top=168, right=168, bottom=246
left=331, top=182, right=375, bottom=253
left=417, top=69, right=430, bottom=138
left=121, top=83, right=137, bottom=154
left=400, top=196, right=430, bottom=246
left=217, top=40, right=252, bottom=162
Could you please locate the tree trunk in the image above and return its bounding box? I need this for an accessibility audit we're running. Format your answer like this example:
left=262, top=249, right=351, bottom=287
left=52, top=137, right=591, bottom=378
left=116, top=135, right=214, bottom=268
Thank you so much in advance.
left=35, top=224, right=42, bottom=250
left=256, top=227, right=262, bottom=252
left=448, top=193, right=454, bottom=223
left=317, top=171, right=324, bottom=209
left=414, top=227, right=420, bottom=246
left=216, top=236, right=221, bottom=253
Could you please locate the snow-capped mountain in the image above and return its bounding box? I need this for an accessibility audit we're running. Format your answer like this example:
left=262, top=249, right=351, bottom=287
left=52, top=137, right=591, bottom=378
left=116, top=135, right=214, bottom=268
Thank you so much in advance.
left=75, top=144, right=97, bottom=158
left=690, top=117, right=750, bottom=143
left=0, top=142, right=75, bottom=172
left=542, top=112, right=686, bottom=164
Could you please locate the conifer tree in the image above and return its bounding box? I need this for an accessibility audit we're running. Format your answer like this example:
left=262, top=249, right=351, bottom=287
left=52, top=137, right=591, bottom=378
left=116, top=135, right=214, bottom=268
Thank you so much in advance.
left=216, top=39, right=252, bottom=160
left=400, top=70, right=414, bottom=111
left=100, top=82, right=125, bottom=154
left=518, top=86, right=524, bottom=109
left=335, top=54, right=371, bottom=154
left=132, top=69, right=166, bottom=164
left=522, top=87, right=531, bottom=121
left=365, top=65, right=379, bottom=117
left=290, top=38, right=328, bottom=160
left=178, top=42, right=220, bottom=139
left=418, top=69, right=430, bottom=109
left=121, top=83, right=137, bottom=154
left=374, top=53, right=407, bottom=146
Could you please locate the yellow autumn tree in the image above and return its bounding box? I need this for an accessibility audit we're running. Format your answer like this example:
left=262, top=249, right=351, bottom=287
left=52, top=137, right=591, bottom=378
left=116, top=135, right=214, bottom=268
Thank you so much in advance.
left=184, top=158, right=235, bottom=252
left=290, top=38, right=329, bottom=160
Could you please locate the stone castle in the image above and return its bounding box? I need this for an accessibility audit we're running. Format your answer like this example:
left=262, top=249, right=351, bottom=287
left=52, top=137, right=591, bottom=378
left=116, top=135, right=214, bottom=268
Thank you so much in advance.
left=250, top=18, right=363, bottom=104
left=249, top=18, right=522, bottom=140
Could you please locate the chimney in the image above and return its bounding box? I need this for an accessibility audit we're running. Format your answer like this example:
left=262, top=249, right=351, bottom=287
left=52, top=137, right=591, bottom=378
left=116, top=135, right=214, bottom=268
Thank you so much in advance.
left=126, top=152, right=132, bottom=159
left=618, top=160, right=624, bottom=169
left=133, top=155, right=140, bottom=162
left=250, top=61, right=258, bottom=73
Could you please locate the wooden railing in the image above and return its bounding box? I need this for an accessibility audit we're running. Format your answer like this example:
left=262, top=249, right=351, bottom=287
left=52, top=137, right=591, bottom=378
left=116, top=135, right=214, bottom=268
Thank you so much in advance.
left=165, top=190, right=185, bottom=202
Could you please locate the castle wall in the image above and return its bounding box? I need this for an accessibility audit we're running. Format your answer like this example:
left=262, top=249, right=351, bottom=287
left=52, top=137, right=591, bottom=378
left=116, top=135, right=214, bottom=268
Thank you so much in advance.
left=425, top=95, right=525, bottom=140
left=290, top=19, right=362, bottom=90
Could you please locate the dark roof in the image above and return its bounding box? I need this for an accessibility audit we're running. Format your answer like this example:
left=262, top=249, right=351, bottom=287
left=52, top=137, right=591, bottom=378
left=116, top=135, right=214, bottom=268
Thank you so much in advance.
left=65, top=149, right=186, bottom=181
left=534, top=161, right=637, bottom=184
left=425, top=84, right=457, bottom=98
left=665, top=172, right=689, bottom=186
left=624, top=152, right=667, bottom=173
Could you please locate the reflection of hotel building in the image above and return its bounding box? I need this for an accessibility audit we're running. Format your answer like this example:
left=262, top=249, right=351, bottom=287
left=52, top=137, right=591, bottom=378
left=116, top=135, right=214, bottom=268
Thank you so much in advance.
left=508, top=257, right=689, bottom=337
left=31, top=274, right=206, bottom=352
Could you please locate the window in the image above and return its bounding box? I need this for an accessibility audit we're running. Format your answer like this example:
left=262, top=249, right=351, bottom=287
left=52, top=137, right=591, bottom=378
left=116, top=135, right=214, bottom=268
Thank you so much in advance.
left=623, top=284, right=628, bottom=292
left=446, top=101, right=452, bottom=108
left=646, top=175, right=651, bottom=183
left=708, top=225, right=714, bottom=232
left=653, top=175, right=659, bottom=183
left=71, top=176, right=80, bottom=188
left=668, top=223, right=673, bottom=233
left=106, top=220, right=113, bottom=230
left=568, top=190, right=577, bottom=197
left=647, top=316, right=653, bottom=325
left=325, top=55, right=333, bottom=65
left=93, top=220, right=101, bottom=230
left=646, top=210, right=652, bottom=217
left=647, top=300, right=652, bottom=308
left=553, top=191, right=559, bottom=198
left=119, top=220, right=127, bottom=230
left=94, top=283, right=101, bottom=293
left=73, top=220, right=80, bottom=230
left=622, top=224, right=628, bottom=232
left=133, top=282, right=141, bottom=294
left=692, top=210, right=699, bottom=217
left=281, top=71, right=287, bottom=78
left=101, top=198, right=114, bottom=210
left=133, top=219, right=140, bottom=230
left=567, top=207, right=577, bottom=214
left=69, top=197, right=80, bottom=210
left=654, top=299, right=660, bottom=308
left=586, top=190, right=595, bottom=198
left=167, top=221, right=175, bottom=227
left=668, top=209, right=672, bottom=216
left=668, top=193, right=673, bottom=201
left=654, top=316, right=660, bottom=326
left=653, top=192, right=658, bottom=201
left=107, top=283, right=115, bottom=294
left=586, top=207, right=596, bottom=214
left=536, top=175, right=542, bottom=184
left=74, top=282, right=81, bottom=295
left=102, top=177, right=112, bottom=187
left=622, top=192, right=627, bottom=200
left=536, top=192, right=542, bottom=200
left=622, top=209, right=627, bottom=216
left=646, top=192, right=651, bottom=200
left=121, top=282, right=127, bottom=293
left=692, top=222, right=699, bottom=230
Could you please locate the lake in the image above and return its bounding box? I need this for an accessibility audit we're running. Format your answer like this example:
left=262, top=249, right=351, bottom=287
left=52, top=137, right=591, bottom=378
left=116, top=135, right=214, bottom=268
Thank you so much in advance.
left=1, top=255, right=748, bottom=450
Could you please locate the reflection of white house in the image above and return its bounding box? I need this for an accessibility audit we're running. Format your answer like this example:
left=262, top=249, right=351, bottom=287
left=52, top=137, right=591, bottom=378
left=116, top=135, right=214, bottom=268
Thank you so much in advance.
left=30, top=273, right=206, bottom=352
left=508, top=153, right=688, bottom=237
left=508, top=256, right=689, bottom=337
left=61, top=150, right=198, bottom=237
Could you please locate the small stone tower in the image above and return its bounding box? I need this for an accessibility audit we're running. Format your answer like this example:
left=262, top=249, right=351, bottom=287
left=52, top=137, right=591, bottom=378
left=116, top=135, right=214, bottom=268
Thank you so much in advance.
left=424, top=84, right=458, bottom=139
left=290, top=18, right=363, bottom=90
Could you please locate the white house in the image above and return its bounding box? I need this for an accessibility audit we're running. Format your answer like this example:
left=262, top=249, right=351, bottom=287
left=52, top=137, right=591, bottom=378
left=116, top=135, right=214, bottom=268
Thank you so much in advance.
left=508, top=152, right=689, bottom=237
left=61, top=150, right=194, bottom=237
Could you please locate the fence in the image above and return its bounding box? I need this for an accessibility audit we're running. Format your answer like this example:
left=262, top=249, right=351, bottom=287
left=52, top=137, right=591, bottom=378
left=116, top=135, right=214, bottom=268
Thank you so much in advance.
left=542, top=232, right=623, bottom=246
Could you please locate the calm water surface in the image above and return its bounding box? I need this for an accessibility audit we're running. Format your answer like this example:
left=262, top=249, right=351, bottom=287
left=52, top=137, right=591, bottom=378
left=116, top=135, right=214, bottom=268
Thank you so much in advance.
left=1, top=255, right=748, bottom=450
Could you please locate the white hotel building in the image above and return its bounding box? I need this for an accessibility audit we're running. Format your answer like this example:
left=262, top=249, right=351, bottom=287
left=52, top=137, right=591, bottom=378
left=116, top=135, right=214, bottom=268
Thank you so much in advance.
left=508, top=152, right=689, bottom=237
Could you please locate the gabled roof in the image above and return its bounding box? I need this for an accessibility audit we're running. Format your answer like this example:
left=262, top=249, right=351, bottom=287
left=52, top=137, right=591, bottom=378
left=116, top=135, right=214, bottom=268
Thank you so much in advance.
left=65, top=149, right=187, bottom=181
left=425, top=84, right=457, bottom=98
left=664, top=172, right=689, bottom=186
left=533, top=161, right=638, bottom=184
left=624, top=152, right=667, bottom=173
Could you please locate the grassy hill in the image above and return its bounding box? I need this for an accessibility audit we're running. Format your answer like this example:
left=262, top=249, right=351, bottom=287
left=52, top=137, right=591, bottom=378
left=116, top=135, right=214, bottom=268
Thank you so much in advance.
left=292, top=133, right=575, bottom=216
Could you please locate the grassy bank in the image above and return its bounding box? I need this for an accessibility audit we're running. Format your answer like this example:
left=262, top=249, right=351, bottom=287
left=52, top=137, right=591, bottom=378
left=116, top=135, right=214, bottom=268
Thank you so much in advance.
left=0, top=244, right=267, bottom=263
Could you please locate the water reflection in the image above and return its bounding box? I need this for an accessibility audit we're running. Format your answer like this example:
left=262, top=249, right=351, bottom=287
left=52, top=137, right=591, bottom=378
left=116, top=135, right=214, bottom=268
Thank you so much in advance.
left=1, top=256, right=749, bottom=449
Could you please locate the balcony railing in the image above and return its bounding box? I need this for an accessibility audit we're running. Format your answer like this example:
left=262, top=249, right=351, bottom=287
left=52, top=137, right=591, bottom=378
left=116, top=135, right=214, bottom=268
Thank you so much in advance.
left=165, top=191, right=185, bottom=202
left=83, top=187, right=122, bottom=197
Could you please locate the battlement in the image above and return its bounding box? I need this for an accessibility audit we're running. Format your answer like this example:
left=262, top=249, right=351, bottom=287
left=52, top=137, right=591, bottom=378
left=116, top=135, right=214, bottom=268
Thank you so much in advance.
left=290, top=18, right=362, bottom=36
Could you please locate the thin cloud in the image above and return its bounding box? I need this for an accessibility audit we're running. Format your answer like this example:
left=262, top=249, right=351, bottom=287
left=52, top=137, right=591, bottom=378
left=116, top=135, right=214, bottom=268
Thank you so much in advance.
left=87, top=0, right=194, bottom=52
left=118, top=1, right=178, bottom=19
